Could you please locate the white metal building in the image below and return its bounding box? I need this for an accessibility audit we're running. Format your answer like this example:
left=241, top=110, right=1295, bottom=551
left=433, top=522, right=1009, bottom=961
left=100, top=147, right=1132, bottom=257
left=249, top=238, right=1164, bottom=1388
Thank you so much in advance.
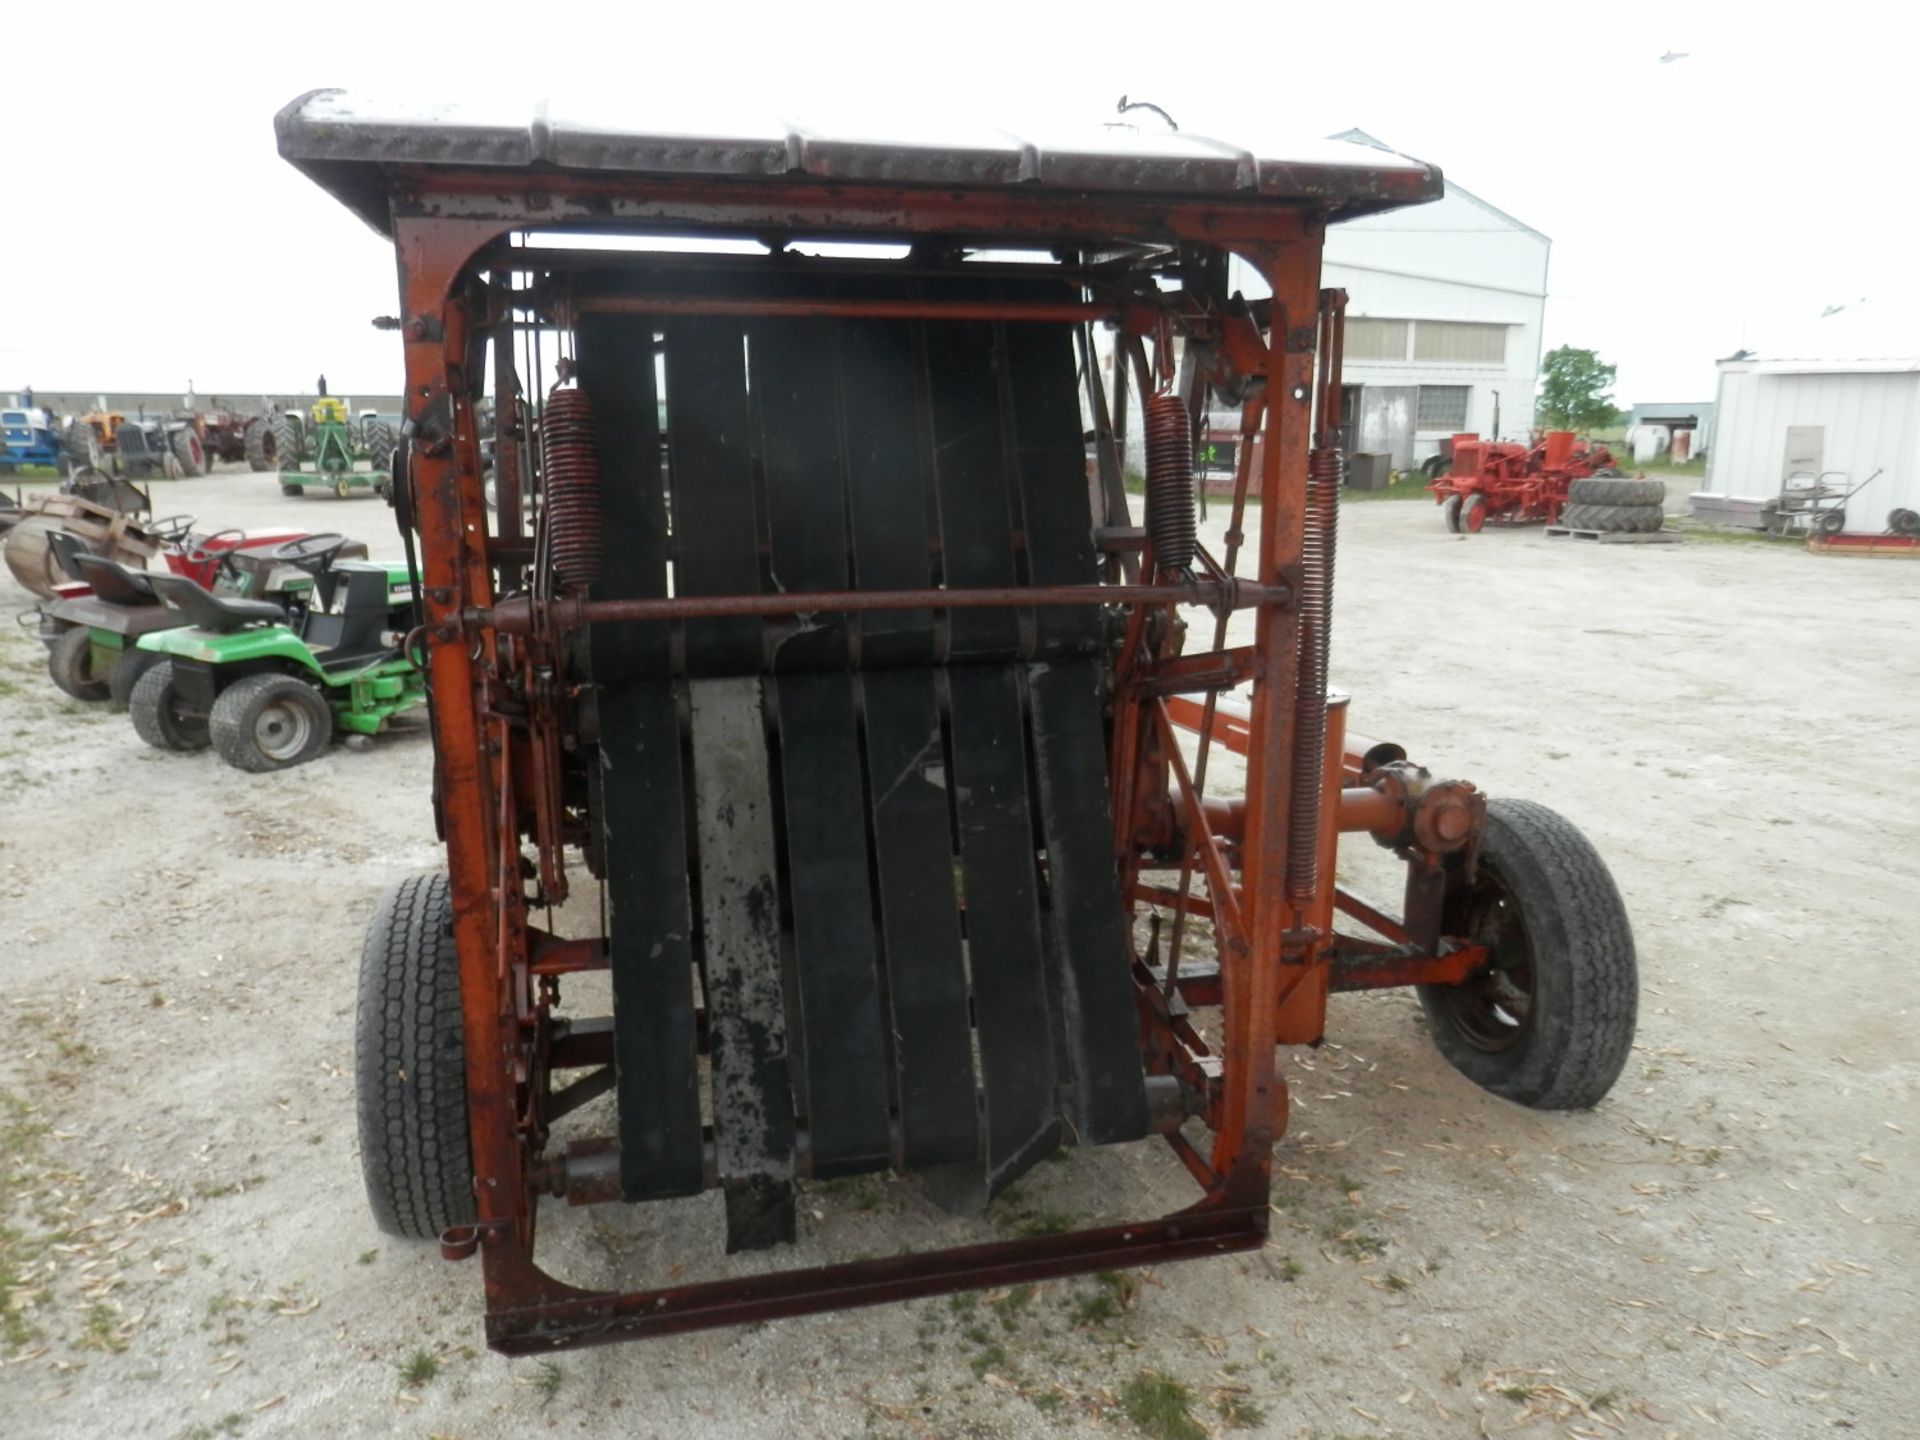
left=1228, top=130, right=1550, bottom=471
left=1709, top=304, right=1920, bottom=531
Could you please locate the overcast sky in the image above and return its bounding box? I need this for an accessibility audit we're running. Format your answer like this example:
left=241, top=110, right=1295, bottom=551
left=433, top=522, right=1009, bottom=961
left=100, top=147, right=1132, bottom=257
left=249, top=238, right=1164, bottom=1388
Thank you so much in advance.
left=5, top=0, right=1912, bottom=407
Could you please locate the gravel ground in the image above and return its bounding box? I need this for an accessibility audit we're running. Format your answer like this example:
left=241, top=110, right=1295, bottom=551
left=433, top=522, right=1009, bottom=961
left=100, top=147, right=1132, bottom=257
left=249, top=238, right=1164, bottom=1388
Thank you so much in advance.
left=1, top=468, right=1915, bottom=1440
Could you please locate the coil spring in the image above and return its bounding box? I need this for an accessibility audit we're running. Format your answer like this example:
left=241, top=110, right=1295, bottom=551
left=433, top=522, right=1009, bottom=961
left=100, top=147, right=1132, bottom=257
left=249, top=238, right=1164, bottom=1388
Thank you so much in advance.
left=1286, top=442, right=1344, bottom=901
left=540, top=386, right=603, bottom=597
left=1144, top=393, right=1197, bottom=575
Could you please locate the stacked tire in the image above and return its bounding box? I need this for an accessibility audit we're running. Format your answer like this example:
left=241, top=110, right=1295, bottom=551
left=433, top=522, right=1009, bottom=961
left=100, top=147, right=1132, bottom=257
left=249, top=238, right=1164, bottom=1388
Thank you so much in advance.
left=1560, top=475, right=1667, bottom=535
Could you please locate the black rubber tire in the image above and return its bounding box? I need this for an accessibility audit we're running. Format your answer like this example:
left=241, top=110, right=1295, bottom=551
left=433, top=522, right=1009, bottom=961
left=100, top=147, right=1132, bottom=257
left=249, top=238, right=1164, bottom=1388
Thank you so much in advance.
left=208, top=672, right=334, bottom=771
left=107, top=646, right=162, bottom=711
left=280, top=483, right=303, bottom=497
left=48, top=625, right=110, bottom=702
left=1420, top=799, right=1637, bottom=1109
left=1815, top=510, right=1846, bottom=536
left=66, top=423, right=97, bottom=466
left=355, top=871, right=476, bottom=1240
left=366, top=419, right=397, bottom=478
left=129, top=660, right=211, bottom=752
left=1440, top=494, right=1462, bottom=533
left=1890, top=508, right=1920, bottom=537
left=170, top=429, right=205, bottom=478
left=244, top=416, right=276, bottom=472
left=1565, top=476, right=1665, bottom=507
left=272, top=412, right=303, bottom=474
left=1560, top=502, right=1664, bottom=534
left=1461, top=493, right=1488, bottom=533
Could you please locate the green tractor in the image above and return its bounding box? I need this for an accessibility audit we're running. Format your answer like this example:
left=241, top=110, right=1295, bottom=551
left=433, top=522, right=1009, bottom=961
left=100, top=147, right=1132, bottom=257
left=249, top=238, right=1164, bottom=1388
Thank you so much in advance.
left=129, top=533, right=426, bottom=771
left=273, top=376, right=396, bottom=498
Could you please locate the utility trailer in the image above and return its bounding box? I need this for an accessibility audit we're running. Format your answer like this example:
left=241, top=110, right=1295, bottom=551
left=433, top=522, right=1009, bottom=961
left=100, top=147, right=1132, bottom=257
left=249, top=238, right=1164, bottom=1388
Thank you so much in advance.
left=277, top=92, right=1637, bottom=1354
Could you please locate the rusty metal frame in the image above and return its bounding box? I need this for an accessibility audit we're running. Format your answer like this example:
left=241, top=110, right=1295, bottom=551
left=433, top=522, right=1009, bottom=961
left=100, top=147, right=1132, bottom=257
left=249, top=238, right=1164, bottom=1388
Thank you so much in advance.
left=384, top=170, right=1482, bottom=1354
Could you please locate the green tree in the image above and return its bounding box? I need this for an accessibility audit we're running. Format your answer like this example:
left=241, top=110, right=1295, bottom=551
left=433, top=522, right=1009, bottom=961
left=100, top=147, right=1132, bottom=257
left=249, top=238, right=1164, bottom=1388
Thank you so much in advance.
left=1536, top=346, right=1619, bottom=430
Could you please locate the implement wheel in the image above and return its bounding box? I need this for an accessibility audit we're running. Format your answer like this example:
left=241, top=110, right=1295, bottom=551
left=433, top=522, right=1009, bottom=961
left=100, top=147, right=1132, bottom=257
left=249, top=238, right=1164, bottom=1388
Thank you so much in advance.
left=1420, top=799, right=1637, bottom=1109
left=48, top=626, right=110, bottom=702
left=355, top=871, right=476, bottom=1240
left=210, top=673, right=333, bottom=771
left=130, top=660, right=211, bottom=752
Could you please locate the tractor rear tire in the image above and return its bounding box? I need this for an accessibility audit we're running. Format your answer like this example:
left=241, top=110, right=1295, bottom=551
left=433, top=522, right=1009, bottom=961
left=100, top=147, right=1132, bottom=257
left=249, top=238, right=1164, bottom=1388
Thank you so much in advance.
left=1419, top=799, right=1637, bottom=1110
left=129, top=660, right=211, bottom=752
left=108, top=647, right=162, bottom=711
left=67, top=424, right=98, bottom=468
left=1561, top=502, right=1664, bottom=534
left=209, top=672, right=334, bottom=771
left=1440, top=495, right=1462, bottom=533
left=48, top=626, right=110, bottom=702
left=244, top=416, right=276, bottom=472
left=366, top=419, right=397, bottom=479
left=272, top=413, right=303, bottom=475
left=1566, top=476, right=1665, bottom=507
left=170, top=429, right=206, bottom=478
left=355, top=871, right=476, bottom=1240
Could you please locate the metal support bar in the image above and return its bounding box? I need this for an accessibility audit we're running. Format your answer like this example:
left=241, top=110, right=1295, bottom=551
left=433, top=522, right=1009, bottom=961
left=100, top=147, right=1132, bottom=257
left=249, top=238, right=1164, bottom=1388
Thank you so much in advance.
left=477, top=579, right=1288, bottom=634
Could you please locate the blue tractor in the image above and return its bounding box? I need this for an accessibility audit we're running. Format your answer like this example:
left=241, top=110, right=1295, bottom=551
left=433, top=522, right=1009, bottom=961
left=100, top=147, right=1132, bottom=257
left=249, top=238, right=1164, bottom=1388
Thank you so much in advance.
left=1, top=406, right=71, bottom=477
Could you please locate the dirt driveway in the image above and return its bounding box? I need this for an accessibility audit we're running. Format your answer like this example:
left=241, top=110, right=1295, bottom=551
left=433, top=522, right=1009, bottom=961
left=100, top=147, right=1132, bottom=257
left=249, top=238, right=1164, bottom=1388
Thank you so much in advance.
left=1, top=472, right=1915, bottom=1439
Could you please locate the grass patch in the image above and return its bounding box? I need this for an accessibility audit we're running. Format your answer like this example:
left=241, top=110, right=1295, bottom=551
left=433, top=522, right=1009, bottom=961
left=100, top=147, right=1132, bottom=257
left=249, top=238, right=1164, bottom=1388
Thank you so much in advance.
left=533, top=1358, right=564, bottom=1407
left=1339, top=473, right=1432, bottom=502
left=1119, top=1371, right=1206, bottom=1440
left=397, top=1347, right=441, bottom=1387
left=1214, top=1392, right=1267, bottom=1429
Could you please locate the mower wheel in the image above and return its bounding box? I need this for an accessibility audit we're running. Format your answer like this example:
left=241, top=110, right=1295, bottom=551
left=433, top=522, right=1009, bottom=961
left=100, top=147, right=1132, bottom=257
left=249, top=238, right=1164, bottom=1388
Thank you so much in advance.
left=1560, top=502, right=1664, bottom=534
left=130, top=661, right=211, bottom=752
left=243, top=416, right=275, bottom=471
left=1440, top=494, right=1462, bottom=533
left=47, top=626, right=110, bottom=702
left=1565, top=476, right=1665, bottom=507
left=108, top=647, right=162, bottom=710
left=1420, top=798, right=1637, bottom=1110
left=355, top=871, right=476, bottom=1240
left=333, top=477, right=352, bottom=499
left=210, top=673, right=333, bottom=771
left=170, top=429, right=206, bottom=478
left=1461, top=494, right=1488, bottom=533
left=280, top=483, right=303, bottom=497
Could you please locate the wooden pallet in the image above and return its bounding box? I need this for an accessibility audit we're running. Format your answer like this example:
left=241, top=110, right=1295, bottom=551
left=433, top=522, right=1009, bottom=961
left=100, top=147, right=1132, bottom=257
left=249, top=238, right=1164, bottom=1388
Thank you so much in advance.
left=1544, top=526, right=1680, bottom=545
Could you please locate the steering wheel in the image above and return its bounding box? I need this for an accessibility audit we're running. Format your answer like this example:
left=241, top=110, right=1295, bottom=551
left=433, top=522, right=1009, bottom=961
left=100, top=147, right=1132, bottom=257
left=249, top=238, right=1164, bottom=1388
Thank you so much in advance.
left=270, top=532, right=349, bottom=574
left=180, top=528, right=245, bottom=565
left=148, top=514, right=197, bottom=545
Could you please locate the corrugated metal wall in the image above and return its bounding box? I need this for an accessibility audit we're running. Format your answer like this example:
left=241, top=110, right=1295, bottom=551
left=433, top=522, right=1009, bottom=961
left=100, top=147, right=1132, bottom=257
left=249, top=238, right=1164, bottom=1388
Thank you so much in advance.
left=1708, top=368, right=1920, bottom=530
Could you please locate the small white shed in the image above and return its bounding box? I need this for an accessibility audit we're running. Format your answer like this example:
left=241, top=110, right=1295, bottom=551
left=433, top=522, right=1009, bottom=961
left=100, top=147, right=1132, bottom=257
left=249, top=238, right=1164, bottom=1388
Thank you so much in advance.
left=1710, top=307, right=1920, bottom=532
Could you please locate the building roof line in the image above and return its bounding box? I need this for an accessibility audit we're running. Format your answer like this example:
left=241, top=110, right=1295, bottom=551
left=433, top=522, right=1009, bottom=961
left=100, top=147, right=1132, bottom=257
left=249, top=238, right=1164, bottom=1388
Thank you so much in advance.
left=1325, top=258, right=1547, bottom=301
left=1328, top=128, right=1550, bottom=241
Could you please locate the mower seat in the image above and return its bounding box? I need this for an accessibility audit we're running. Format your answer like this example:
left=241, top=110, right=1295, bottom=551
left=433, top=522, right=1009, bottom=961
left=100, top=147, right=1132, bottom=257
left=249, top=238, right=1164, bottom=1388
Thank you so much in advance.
left=147, top=572, right=284, bottom=629
left=46, top=530, right=100, bottom=586
left=68, top=552, right=158, bottom=606
left=301, top=562, right=395, bottom=663
left=582, top=279, right=1146, bottom=1248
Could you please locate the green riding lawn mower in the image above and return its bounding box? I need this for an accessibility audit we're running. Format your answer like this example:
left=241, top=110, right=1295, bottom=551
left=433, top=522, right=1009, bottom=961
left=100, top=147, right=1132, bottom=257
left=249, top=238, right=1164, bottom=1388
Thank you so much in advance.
left=34, top=523, right=354, bottom=708
left=129, top=533, right=426, bottom=771
left=272, top=378, right=397, bottom=499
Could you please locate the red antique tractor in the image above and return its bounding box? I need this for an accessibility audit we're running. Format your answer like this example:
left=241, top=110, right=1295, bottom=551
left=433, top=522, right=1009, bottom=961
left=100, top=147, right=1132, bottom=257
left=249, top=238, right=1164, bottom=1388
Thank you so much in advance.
left=1431, top=429, right=1624, bottom=532
left=279, top=92, right=1639, bottom=1353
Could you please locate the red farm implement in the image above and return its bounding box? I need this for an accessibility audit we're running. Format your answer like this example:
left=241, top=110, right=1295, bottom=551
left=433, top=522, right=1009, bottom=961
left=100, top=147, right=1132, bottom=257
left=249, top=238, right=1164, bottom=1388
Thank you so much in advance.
left=278, top=91, right=1639, bottom=1354
left=1432, top=429, right=1623, bottom=532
